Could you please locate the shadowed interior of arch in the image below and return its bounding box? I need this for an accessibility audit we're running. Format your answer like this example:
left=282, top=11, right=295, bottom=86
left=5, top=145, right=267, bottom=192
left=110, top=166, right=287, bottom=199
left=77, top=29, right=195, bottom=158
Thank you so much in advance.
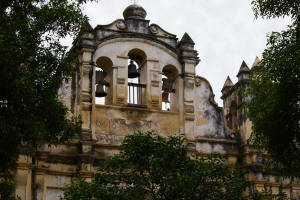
left=161, top=65, right=178, bottom=111
left=95, top=56, right=113, bottom=105
left=127, top=48, right=147, bottom=106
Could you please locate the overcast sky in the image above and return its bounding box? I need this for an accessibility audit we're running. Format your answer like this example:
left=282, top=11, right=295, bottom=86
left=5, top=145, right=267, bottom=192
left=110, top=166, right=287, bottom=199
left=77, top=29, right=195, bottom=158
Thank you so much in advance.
left=76, top=0, right=290, bottom=106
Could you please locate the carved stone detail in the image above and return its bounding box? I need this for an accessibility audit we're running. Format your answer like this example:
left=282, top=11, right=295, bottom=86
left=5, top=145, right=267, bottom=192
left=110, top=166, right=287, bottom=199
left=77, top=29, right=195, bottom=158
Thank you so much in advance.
left=150, top=25, right=158, bottom=34
left=184, top=104, right=194, bottom=114
left=117, top=78, right=125, bottom=84
left=116, top=20, right=126, bottom=30
left=151, top=96, right=160, bottom=108
left=151, top=80, right=159, bottom=87
left=185, top=77, right=195, bottom=89
left=195, top=76, right=201, bottom=87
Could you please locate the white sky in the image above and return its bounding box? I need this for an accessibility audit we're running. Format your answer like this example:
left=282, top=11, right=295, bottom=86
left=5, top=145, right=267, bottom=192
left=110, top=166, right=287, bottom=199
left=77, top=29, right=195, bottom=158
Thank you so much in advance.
left=76, top=0, right=290, bottom=106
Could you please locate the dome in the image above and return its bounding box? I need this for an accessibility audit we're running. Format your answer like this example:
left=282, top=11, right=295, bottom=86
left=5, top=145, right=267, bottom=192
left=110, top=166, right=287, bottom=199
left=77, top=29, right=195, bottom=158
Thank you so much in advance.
left=123, top=4, right=147, bottom=20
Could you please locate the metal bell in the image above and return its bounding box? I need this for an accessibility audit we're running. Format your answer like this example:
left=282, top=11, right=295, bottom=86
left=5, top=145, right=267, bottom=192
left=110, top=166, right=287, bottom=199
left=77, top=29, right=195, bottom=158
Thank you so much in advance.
left=128, top=60, right=140, bottom=78
left=162, top=91, right=169, bottom=103
left=96, top=71, right=109, bottom=86
left=95, top=84, right=107, bottom=97
left=162, top=78, right=175, bottom=93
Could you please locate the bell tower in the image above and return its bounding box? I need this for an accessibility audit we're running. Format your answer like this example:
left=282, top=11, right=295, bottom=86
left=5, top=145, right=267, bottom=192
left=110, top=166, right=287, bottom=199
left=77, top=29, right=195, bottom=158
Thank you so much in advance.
left=16, top=4, right=236, bottom=200
left=71, top=3, right=201, bottom=146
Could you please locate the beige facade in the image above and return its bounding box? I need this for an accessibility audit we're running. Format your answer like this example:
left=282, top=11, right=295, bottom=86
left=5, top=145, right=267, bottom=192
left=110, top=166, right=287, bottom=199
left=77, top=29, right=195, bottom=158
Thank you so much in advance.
left=15, top=4, right=300, bottom=200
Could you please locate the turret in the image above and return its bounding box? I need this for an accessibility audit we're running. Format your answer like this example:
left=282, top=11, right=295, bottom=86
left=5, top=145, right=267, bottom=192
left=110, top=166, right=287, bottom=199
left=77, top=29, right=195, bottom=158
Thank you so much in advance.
left=221, top=76, right=233, bottom=94
left=236, top=61, right=250, bottom=82
left=252, top=56, right=260, bottom=68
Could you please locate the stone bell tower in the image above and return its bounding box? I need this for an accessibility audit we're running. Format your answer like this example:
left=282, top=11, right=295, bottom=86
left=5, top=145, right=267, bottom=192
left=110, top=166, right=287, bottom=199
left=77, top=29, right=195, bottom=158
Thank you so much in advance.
left=72, top=3, right=202, bottom=145
left=15, top=4, right=239, bottom=200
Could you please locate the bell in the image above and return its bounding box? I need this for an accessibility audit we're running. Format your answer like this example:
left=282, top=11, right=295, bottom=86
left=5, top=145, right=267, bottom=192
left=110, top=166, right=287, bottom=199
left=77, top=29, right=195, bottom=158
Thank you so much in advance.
left=96, top=71, right=109, bottom=86
left=162, top=78, right=175, bottom=93
left=95, top=84, right=107, bottom=97
left=162, top=91, right=169, bottom=102
left=128, top=60, right=140, bottom=78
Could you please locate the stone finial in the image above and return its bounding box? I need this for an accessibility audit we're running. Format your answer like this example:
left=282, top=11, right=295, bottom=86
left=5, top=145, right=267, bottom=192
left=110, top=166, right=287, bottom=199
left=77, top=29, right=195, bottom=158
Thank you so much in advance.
left=236, top=61, right=250, bottom=77
left=252, top=56, right=260, bottom=68
left=180, top=32, right=195, bottom=45
left=123, top=4, right=147, bottom=20
left=221, top=76, right=233, bottom=93
left=178, top=32, right=199, bottom=64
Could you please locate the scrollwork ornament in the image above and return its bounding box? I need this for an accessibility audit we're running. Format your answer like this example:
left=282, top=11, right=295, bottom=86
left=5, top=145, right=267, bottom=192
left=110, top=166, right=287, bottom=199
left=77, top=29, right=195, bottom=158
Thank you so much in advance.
left=150, top=25, right=158, bottom=34
left=195, top=76, right=201, bottom=87
left=116, top=20, right=126, bottom=30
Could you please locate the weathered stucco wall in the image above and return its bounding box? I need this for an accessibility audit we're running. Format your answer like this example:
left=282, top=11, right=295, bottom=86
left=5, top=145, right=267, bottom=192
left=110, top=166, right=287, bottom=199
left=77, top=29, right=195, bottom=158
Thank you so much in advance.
left=194, top=76, right=227, bottom=139
left=93, top=105, right=181, bottom=144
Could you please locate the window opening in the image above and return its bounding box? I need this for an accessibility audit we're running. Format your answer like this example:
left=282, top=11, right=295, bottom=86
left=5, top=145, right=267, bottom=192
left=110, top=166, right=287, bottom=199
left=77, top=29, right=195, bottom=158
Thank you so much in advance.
left=94, top=56, right=113, bottom=105
left=161, top=65, right=177, bottom=111
left=95, top=68, right=109, bottom=105
left=162, top=75, right=170, bottom=110
left=127, top=49, right=147, bottom=107
left=127, top=59, right=145, bottom=106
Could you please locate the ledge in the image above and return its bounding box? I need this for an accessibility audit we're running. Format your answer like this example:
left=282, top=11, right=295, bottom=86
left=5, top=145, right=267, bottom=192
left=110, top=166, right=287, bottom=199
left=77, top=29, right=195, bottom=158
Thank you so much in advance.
left=94, top=103, right=180, bottom=115
left=192, top=137, right=237, bottom=144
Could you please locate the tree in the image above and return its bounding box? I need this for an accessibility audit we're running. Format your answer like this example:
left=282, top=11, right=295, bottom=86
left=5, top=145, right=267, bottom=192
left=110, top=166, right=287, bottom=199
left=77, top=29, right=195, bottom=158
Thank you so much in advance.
left=246, top=0, right=300, bottom=176
left=0, top=0, right=94, bottom=199
left=62, top=132, right=286, bottom=200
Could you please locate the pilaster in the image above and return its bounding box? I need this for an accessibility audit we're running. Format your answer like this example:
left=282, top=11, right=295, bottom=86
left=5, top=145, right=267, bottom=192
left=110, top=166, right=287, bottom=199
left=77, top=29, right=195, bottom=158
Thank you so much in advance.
left=15, top=154, right=32, bottom=200
left=115, top=56, right=129, bottom=105
left=178, top=32, right=200, bottom=139
left=148, top=59, right=160, bottom=110
left=79, top=48, right=94, bottom=140
left=182, top=62, right=196, bottom=140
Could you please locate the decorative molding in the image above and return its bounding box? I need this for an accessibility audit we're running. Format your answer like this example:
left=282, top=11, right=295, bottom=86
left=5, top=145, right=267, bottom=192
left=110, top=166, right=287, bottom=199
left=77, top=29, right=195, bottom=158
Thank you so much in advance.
left=184, top=104, right=194, bottom=114
left=117, top=56, right=129, bottom=59
left=151, top=96, right=160, bottom=108
left=195, top=76, right=201, bottom=87
left=117, top=78, right=125, bottom=84
left=80, top=92, right=92, bottom=103
left=147, top=59, right=159, bottom=63
left=151, top=80, right=159, bottom=87
left=149, top=25, right=158, bottom=34
left=184, top=77, right=195, bottom=89
left=116, top=97, right=125, bottom=105
left=116, top=20, right=126, bottom=30
left=81, top=102, right=92, bottom=111
left=184, top=113, right=195, bottom=121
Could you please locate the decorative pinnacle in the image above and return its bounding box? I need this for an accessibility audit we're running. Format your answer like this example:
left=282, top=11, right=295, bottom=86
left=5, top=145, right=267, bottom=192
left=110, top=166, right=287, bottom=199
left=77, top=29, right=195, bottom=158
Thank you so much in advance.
left=237, top=60, right=250, bottom=76
left=221, top=76, right=233, bottom=92
left=123, top=3, right=147, bottom=19
left=180, top=32, right=195, bottom=45
left=252, top=56, right=260, bottom=68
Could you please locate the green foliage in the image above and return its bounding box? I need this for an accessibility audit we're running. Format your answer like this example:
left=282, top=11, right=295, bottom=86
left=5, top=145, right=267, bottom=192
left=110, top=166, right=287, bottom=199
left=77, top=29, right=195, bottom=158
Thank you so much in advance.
left=251, top=0, right=299, bottom=19
left=247, top=0, right=300, bottom=176
left=0, top=179, right=19, bottom=200
left=63, top=132, right=284, bottom=200
left=0, top=0, right=94, bottom=198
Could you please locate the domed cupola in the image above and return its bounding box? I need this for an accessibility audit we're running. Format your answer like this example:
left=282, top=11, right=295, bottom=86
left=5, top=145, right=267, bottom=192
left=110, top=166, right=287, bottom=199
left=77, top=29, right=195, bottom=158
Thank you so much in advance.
left=123, top=4, right=147, bottom=20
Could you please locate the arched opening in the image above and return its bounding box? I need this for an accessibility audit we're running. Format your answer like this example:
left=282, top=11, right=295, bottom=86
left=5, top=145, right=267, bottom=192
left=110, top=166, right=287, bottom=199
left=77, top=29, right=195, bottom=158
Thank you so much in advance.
left=95, top=56, right=113, bottom=105
left=161, top=65, right=178, bottom=111
left=127, top=48, right=147, bottom=106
